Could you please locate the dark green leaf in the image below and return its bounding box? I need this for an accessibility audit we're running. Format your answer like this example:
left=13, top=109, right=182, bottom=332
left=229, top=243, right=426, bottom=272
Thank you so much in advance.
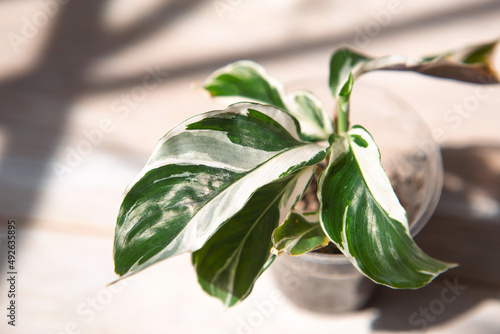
left=204, top=61, right=287, bottom=110
left=329, top=40, right=500, bottom=86
left=204, top=61, right=334, bottom=141
left=114, top=102, right=327, bottom=278
left=329, top=48, right=371, bottom=98
left=318, top=126, right=456, bottom=288
left=271, top=211, right=329, bottom=256
left=192, top=168, right=315, bottom=306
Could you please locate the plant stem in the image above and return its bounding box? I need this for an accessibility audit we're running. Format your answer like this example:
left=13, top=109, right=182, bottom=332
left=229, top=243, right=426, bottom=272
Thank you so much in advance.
left=336, top=73, right=353, bottom=134
left=336, top=97, right=349, bottom=134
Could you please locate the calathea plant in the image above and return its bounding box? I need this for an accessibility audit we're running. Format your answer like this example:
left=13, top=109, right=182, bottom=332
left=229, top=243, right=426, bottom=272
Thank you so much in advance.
left=113, top=40, right=499, bottom=307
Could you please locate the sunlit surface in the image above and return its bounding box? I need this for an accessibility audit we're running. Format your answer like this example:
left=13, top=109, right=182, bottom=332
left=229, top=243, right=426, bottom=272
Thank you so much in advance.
left=0, top=1, right=499, bottom=333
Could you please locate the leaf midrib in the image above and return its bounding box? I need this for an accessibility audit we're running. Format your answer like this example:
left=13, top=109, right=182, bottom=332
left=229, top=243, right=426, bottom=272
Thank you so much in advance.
left=209, top=174, right=297, bottom=304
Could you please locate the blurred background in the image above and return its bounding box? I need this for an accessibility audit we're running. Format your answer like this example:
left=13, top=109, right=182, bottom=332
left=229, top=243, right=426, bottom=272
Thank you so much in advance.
left=0, top=0, right=499, bottom=333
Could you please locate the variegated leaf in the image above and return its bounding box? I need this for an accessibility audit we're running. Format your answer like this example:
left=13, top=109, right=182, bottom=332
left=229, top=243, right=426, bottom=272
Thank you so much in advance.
left=329, top=40, right=499, bottom=98
left=204, top=60, right=287, bottom=110
left=271, top=211, right=329, bottom=256
left=329, top=48, right=372, bottom=99
left=114, top=102, right=327, bottom=278
left=287, top=90, right=334, bottom=141
left=204, top=60, right=334, bottom=141
left=407, top=40, right=500, bottom=84
left=318, top=126, right=456, bottom=288
left=192, top=168, right=315, bottom=307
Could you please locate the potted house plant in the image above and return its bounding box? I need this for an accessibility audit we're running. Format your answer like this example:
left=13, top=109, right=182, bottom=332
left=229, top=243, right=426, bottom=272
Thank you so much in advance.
left=268, top=80, right=447, bottom=312
left=112, top=40, right=499, bottom=310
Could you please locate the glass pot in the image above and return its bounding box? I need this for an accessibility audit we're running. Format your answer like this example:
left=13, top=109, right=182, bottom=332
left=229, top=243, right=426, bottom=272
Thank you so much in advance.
left=271, top=80, right=444, bottom=313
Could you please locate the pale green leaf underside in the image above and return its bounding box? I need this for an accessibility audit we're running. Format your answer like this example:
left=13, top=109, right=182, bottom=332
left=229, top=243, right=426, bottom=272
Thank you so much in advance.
left=204, top=60, right=334, bottom=141
left=192, top=168, right=315, bottom=307
left=114, top=102, right=327, bottom=278
left=414, top=39, right=499, bottom=84
left=272, top=211, right=329, bottom=256
left=329, top=40, right=499, bottom=99
left=319, top=126, right=456, bottom=288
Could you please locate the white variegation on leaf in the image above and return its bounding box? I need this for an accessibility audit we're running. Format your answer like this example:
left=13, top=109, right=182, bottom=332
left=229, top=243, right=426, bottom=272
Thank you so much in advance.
left=318, top=126, right=456, bottom=289
left=286, top=90, right=334, bottom=141
left=114, top=102, right=327, bottom=279
left=329, top=40, right=500, bottom=100
left=271, top=211, right=329, bottom=256
left=111, top=40, right=500, bottom=307
left=348, top=127, right=409, bottom=229
left=203, top=61, right=334, bottom=141
left=192, top=167, right=316, bottom=307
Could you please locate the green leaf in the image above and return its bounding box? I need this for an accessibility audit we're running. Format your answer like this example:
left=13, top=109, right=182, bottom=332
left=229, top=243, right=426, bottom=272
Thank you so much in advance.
left=286, top=90, right=334, bottom=141
left=192, top=168, right=315, bottom=307
left=271, top=211, right=329, bottom=256
left=114, top=102, right=327, bottom=278
left=329, top=40, right=500, bottom=87
left=204, top=61, right=334, bottom=141
left=410, top=40, right=500, bottom=84
left=328, top=49, right=370, bottom=134
left=204, top=60, right=287, bottom=110
left=318, top=126, right=456, bottom=288
left=462, top=41, right=497, bottom=64
left=329, top=48, right=372, bottom=99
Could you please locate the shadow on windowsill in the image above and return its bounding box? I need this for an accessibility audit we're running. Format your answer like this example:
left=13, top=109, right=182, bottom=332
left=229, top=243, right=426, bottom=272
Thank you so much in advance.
left=369, top=145, right=500, bottom=332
